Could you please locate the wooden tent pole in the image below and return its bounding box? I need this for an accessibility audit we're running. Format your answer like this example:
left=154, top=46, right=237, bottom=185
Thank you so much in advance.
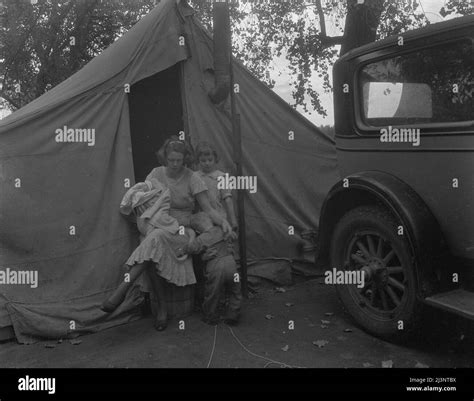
left=234, top=114, right=248, bottom=298
left=228, top=5, right=248, bottom=298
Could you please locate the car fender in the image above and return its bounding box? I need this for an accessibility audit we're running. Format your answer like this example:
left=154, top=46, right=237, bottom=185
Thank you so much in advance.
left=316, top=170, right=448, bottom=297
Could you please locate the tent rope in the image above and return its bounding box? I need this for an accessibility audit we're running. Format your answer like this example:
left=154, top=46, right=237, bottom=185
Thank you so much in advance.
left=204, top=323, right=305, bottom=368
left=225, top=324, right=305, bottom=369
left=206, top=325, right=218, bottom=368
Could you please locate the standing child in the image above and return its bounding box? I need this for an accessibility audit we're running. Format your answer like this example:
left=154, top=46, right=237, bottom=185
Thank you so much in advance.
left=195, top=142, right=238, bottom=230
left=195, top=141, right=241, bottom=324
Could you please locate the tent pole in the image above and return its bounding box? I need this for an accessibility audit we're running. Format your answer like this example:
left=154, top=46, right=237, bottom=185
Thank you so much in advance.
left=179, top=61, right=191, bottom=148
left=228, top=6, right=248, bottom=298
left=234, top=114, right=248, bottom=298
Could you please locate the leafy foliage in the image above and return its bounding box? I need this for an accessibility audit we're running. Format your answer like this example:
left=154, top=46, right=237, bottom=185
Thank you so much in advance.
left=1, top=0, right=471, bottom=119
left=440, top=0, right=474, bottom=17
left=190, top=0, right=427, bottom=116
left=0, top=0, right=155, bottom=109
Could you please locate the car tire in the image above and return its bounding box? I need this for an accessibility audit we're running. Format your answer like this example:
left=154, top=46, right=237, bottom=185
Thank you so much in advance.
left=330, top=205, right=423, bottom=341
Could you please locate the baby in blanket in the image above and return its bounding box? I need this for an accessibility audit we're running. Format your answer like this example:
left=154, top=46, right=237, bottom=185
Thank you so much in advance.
left=119, top=178, right=196, bottom=257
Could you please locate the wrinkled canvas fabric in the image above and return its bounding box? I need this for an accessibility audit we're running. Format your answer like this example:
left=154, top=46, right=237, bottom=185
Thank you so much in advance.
left=0, top=0, right=188, bottom=343
left=0, top=0, right=339, bottom=343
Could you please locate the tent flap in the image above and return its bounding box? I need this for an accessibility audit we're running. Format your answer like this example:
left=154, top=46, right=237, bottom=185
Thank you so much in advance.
left=0, top=0, right=339, bottom=342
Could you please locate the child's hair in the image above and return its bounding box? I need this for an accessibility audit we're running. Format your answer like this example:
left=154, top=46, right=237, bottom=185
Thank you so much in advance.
left=155, top=135, right=194, bottom=166
left=195, top=141, right=219, bottom=163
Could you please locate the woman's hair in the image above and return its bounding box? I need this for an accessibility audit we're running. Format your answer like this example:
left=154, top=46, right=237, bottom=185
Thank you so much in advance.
left=156, top=135, right=194, bottom=166
left=195, top=141, right=219, bottom=163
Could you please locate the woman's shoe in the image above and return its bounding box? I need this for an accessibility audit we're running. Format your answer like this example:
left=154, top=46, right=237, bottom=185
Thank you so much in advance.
left=153, top=319, right=168, bottom=331
left=100, top=299, right=119, bottom=313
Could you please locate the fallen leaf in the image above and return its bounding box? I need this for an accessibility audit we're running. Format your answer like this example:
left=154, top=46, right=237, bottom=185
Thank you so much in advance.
left=275, top=287, right=286, bottom=293
left=312, top=340, right=329, bottom=348
left=281, top=345, right=289, bottom=352
left=343, top=328, right=353, bottom=333
left=415, top=362, right=429, bottom=368
left=362, top=362, right=374, bottom=368
left=321, top=320, right=330, bottom=325
left=285, top=302, right=294, bottom=307
left=320, top=324, right=328, bottom=329
left=337, top=336, right=346, bottom=341
left=382, top=360, right=393, bottom=368
left=265, top=314, right=274, bottom=320
left=324, top=312, right=334, bottom=317
left=44, top=343, right=56, bottom=348
left=69, top=339, right=82, bottom=345
left=308, top=323, right=316, bottom=327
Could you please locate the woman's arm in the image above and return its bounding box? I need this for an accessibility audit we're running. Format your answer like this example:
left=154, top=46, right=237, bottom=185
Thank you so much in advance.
left=196, top=191, right=235, bottom=239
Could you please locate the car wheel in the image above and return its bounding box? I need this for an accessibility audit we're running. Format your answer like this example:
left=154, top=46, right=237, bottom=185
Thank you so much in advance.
left=330, top=205, right=423, bottom=340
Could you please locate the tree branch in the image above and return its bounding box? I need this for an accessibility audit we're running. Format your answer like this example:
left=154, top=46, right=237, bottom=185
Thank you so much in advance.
left=319, top=35, right=344, bottom=46
left=0, top=92, right=20, bottom=110
left=315, top=0, right=327, bottom=37
left=315, top=0, right=344, bottom=48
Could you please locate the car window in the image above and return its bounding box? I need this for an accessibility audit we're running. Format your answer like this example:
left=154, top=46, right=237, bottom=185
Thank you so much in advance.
left=359, top=39, right=474, bottom=127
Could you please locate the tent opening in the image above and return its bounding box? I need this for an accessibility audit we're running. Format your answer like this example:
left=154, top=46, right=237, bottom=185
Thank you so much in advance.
left=128, top=63, right=184, bottom=182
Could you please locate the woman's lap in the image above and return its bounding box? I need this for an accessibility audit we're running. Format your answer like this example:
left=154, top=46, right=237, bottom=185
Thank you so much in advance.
left=127, top=228, right=196, bottom=287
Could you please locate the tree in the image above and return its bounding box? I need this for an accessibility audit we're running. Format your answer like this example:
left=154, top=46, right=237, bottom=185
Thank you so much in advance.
left=1, top=0, right=469, bottom=118
left=189, top=0, right=427, bottom=116
left=440, top=0, right=474, bottom=17
left=0, top=0, right=155, bottom=109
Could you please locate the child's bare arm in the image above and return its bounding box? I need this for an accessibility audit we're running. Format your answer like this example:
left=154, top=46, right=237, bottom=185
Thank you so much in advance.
left=224, top=197, right=238, bottom=231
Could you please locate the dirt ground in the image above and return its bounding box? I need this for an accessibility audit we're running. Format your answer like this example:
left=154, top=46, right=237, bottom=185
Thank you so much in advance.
left=0, top=277, right=473, bottom=368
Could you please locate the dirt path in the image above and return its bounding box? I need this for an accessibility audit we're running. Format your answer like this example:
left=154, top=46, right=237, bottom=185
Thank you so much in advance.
left=0, top=279, right=472, bottom=368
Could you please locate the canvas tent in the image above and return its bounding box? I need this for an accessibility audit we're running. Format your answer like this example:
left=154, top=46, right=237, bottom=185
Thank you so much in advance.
left=0, top=0, right=339, bottom=343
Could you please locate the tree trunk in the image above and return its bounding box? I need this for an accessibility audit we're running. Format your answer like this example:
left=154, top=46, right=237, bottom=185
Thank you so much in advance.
left=340, top=0, right=385, bottom=56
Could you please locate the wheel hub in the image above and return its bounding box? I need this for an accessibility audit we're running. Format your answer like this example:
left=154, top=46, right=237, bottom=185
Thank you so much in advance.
left=362, top=258, right=386, bottom=284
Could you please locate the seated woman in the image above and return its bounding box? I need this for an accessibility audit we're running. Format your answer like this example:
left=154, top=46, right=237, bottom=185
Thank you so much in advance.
left=102, top=136, right=233, bottom=331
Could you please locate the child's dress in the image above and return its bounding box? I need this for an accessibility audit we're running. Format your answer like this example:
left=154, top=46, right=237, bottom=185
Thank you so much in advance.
left=196, top=169, right=232, bottom=221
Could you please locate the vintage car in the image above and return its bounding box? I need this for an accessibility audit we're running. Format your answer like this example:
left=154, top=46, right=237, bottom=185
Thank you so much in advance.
left=317, top=15, right=474, bottom=339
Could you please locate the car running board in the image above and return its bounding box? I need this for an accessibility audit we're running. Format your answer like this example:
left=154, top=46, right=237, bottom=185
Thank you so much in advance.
left=424, top=289, right=474, bottom=320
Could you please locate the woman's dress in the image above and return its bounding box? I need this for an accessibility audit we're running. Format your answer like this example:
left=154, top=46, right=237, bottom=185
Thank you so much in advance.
left=125, top=166, right=207, bottom=287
